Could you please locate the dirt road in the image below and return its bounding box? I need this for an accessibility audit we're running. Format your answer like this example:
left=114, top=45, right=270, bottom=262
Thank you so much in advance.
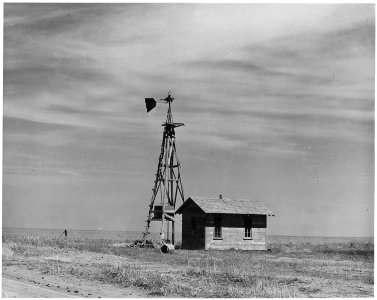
left=2, top=263, right=150, bottom=298
left=2, top=277, right=76, bottom=298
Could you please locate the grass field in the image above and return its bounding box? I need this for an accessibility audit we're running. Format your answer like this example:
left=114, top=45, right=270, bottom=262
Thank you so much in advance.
left=2, top=228, right=374, bottom=297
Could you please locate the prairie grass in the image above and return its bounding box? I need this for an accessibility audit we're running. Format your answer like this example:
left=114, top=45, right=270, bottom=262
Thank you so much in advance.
left=93, top=261, right=298, bottom=297
left=2, top=231, right=374, bottom=297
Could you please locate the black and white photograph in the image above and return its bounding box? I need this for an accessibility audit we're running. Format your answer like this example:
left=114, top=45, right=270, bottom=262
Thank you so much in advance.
left=2, top=2, right=374, bottom=298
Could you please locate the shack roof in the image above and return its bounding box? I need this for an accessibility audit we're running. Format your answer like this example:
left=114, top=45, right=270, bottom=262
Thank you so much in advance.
left=176, top=197, right=275, bottom=216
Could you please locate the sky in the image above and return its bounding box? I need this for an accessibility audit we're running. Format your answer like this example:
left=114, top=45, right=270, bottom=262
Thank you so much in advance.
left=3, top=3, right=374, bottom=237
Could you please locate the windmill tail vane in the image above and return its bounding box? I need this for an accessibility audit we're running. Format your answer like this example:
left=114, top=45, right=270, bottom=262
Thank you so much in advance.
left=144, top=91, right=174, bottom=113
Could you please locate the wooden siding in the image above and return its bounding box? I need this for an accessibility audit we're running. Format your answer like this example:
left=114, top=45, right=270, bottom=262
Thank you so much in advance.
left=205, top=214, right=266, bottom=228
left=181, top=201, right=206, bottom=250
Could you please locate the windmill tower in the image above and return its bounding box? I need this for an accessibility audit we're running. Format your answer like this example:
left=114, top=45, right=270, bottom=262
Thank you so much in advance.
left=142, top=92, right=185, bottom=245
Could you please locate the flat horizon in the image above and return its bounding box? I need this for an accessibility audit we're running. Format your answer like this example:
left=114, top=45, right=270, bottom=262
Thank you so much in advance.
left=2, top=227, right=373, bottom=239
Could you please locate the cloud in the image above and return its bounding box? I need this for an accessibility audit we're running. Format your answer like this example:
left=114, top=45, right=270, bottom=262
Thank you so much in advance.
left=4, top=4, right=127, bottom=37
left=3, top=4, right=374, bottom=236
left=242, top=19, right=375, bottom=89
left=184, top=58, right=334, bottom=88
left=3, top=6, right=374, bottom=173
left=305, top=20, right=374, bottom=58
left=250, top=19, right=374, bottom=60
left=3, top=116, right=152, bottom=180
left=169, top=16, right=374, bottom=154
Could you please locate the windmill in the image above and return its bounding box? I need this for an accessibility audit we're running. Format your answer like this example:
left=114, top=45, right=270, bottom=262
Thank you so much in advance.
left=142, top=92, right=185, bottom=246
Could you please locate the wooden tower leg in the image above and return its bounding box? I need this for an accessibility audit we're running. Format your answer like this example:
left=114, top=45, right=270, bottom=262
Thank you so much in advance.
left=142, top=133, right=166, bottom=244
left=172, top=221, right=175, bottom=245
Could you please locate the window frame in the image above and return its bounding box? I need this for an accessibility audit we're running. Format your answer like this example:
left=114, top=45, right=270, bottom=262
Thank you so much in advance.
left=214, top=226, right=222, bottom=239
left=213, top=216, right=222, bottom=239
left=244, top=227, right=251, bottom=238
left=244, top=215, right=252, bottom=240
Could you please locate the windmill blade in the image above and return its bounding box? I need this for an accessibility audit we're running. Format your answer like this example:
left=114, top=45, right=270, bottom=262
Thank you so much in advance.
left=145, top=98, right=156, bottom=113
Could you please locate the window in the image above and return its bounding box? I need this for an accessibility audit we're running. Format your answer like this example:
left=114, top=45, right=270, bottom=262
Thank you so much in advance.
left=214, top=226, right=222, bottom=239
left=214, top=216, right=222, bottom=239
left=244, top=216, right=252, bottom=239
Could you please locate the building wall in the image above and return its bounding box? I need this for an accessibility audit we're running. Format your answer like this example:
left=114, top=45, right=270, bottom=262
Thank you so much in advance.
left=181, top=202, right=206, bottom=250
left=204, top=226, right=266, bottom=250
left=204, top=214, right=267, bottom=250
left=181, top=208, right=268, bottom=250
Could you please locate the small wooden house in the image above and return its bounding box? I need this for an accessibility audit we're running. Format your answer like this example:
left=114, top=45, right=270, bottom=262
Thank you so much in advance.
left=176, top=196, right=274, bottom=250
